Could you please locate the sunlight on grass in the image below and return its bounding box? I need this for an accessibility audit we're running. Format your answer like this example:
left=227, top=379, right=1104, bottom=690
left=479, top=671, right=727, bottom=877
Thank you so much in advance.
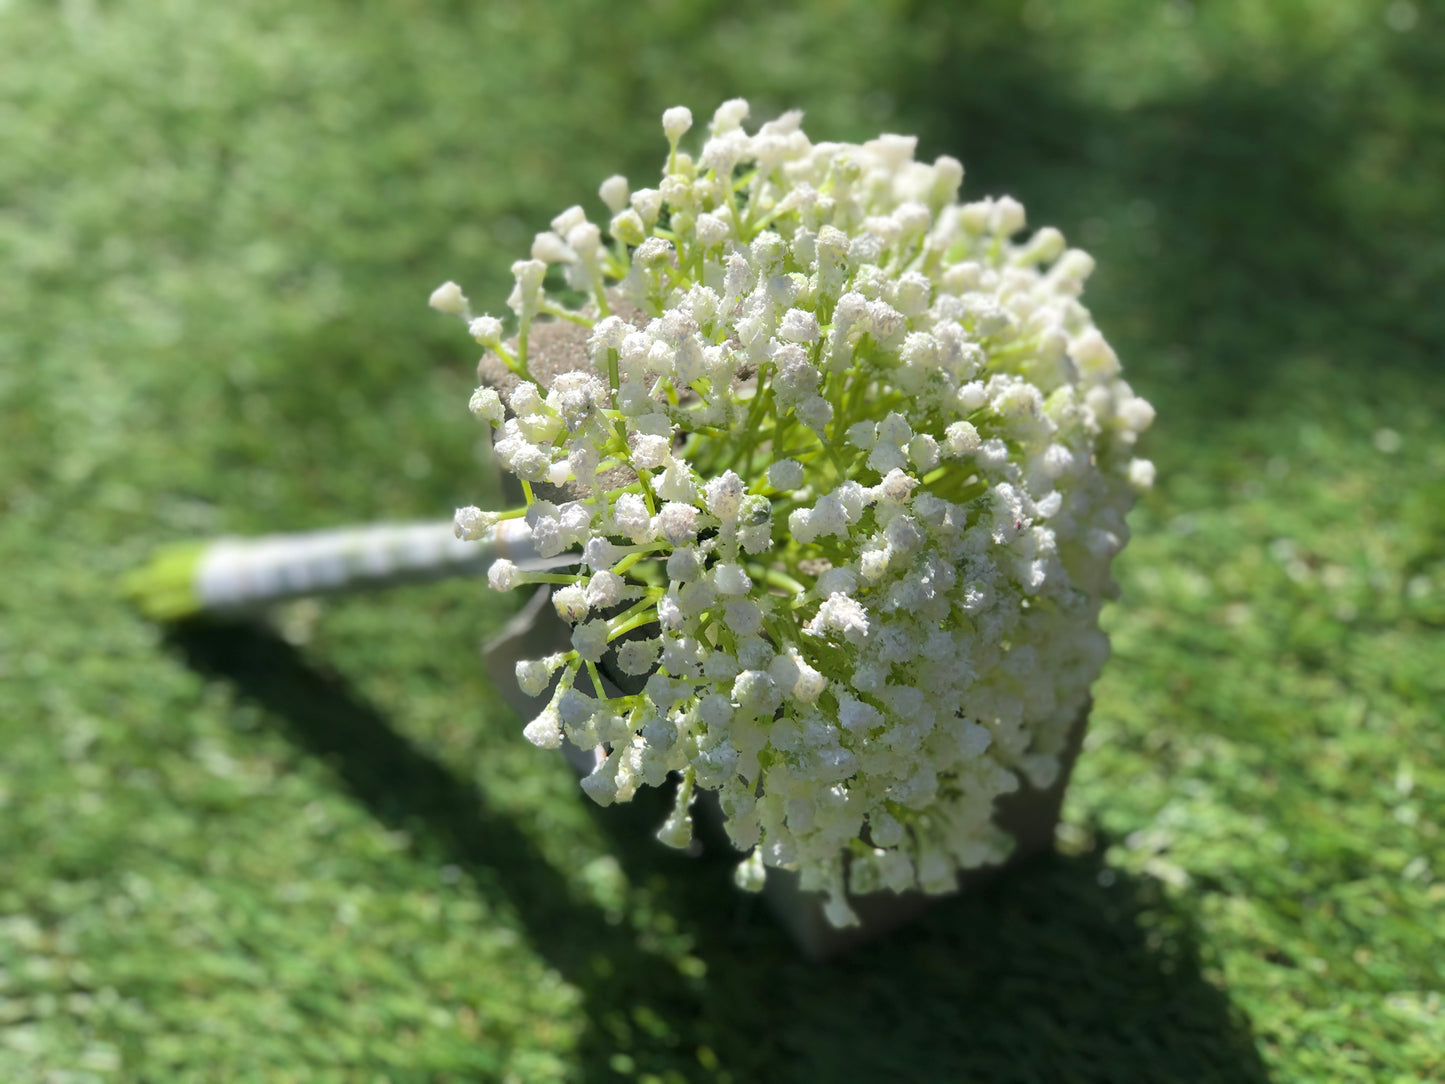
left=1, top=0, right=1440, bottom=1080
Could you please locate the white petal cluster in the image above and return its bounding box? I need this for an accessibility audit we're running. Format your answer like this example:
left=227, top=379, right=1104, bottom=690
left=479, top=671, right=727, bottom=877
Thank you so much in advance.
left=439, top=102, right=1154, bottom=926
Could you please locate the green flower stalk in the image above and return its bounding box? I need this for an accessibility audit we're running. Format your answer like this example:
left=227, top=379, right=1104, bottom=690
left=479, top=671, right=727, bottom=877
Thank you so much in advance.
left=437, top=101, right=1155, bottom=926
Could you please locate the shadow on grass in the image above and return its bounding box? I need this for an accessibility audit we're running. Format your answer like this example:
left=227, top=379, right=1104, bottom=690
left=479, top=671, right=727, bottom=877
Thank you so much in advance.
left=172, top=620, right=1268, bottom=1083
left=886, top=3, right=1443, bottom=435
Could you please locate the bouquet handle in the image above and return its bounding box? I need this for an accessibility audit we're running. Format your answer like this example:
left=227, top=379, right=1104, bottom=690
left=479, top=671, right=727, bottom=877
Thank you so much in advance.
left=124, top=519, right=546, bottom=620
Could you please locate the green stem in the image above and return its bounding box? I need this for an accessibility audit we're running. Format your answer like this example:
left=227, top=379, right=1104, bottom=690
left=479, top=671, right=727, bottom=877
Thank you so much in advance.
left=748, top=565, right=807, bottom=596
left=541, top=304, right=596, bottom=328
left=608, top=609, right=661, bottom=642
left=587, top=660, right=610, bottom=703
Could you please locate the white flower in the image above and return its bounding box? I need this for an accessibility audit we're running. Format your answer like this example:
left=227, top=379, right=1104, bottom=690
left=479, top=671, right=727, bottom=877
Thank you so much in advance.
left=428, top=280, right=469, bottom=317
left=732, top=669, right=780, bottom=717
left=453, top=506, right=496, bottom=541
left=616, top=638, right=661, bottom=676
left=991, top=195, right=1026, bottom=236
left=448, top=105, right=1152, bottom=925
left=531, top=231, right=575, bottom=264
left=733, top=850, right=766, bottom=892
left=1071, top=328, right=1120, bottom=378
left=768, top=458, right=804, bottom=492
left=778, top=308, right=821, bottom=343
left=711, top=98, right=749, bottom=134
left=703, top=470, right=746, bottom=521
left=487, top=558, right=519, bottom=591
left=468, top=386, right=504, bottom=425
left=599, top=174, right=630, bottom=213
left=509, top=259, right=547, bottom=313
left=1118, top=395, right=1157, bottom=433
left=875, top=468, right=918, bottom=505
left=769, top=648, right=826, bottom=703
left=713, top=562, right=752, bottom=596
left=612, top=492, right=652, bottom=543
left=522, top=706, right=563, bottom=749
left=468, top=315, right=504, bottom=347
left=662, top=105, right=693, bottom=143
left=654, top=502, right=698, bottom=545
left=634, top=237, right=673, bottom=267
left=571, top=619, right=609, bottom=663
left=630, top=433, right=671, bottom=469
left=724, top=599, right=762, bottom=636
left=695, top=211, right=732, bottom=246
left=552, top=583, right=589, bottom=624
left=808, top=592, right=870, bottom=643
left=944, top=420, right=981, bottom=455
left=1128, top=457, right=1157, bottom=490
left=516, top=656, right=561, bottom=698
left=610, top=209, right=647, bottom=247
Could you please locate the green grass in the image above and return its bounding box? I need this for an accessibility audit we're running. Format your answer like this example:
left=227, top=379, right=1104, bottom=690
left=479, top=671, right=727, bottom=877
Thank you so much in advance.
left=2, top=0, right=1442, bottom=1080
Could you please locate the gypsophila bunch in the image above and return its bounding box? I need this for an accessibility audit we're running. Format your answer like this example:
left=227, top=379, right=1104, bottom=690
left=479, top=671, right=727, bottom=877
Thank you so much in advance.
left=433, top=101, right=1154, bottom=926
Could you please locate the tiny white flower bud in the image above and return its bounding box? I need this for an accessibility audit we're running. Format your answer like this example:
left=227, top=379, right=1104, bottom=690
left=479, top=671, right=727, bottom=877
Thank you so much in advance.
left=522, top=707, right=563, bottom=749
left=1071, top=328, right=1121, bottom=378
left=532, top=231, right=575, bottom=264
left=957, top=381, right=988, bottom=412
left=599, top=174, right=630, bottom=213
left=571, top=619, right=610, bottom=663
left=769, top=650, right=825, bottom=703
left=703, top=470, right=745, bottom=520
left=552, top=584, right=589, bottom=624
left=612, top=492, right=653, bottom=544
left=876, top=468, right=918, bottom=504
left=795, top=394, right=833, bottom=433
left=662, top=106, right=694, bottom=143
left=609, top=209, right=647, bottom=247
left=733, top=850, right=766, bottom=892
left=944, top=420, right=981, bottom=455
left=468, top=315, right=504, bottom=347
left=710, top=98, right=749, bottom=134
left=585, top=570, right=625, bottom=609
left=991, top=195, right=1026, bottom=236
left=550, top=205, right=587, bottom=236
left=453, top=506, right=496, bottom=541
left=815, top=567, right=857, bottom=597
left=694, top=211, right=732, bottom=246
left=630, top=433, right=671, bottom=469
left=1118, top=396, right=1156, bottom=433
left=768, top=458, right=804, bottom=491
left=634, top=237, right=673, bottom=267
left=654, top=502, right=699, bottom=545
left=428, top=280, right=469, bottom=317
left=582, top=537, right=621, bottom=572
left=487, top=558, right=519, bottom=592
left=714, top=562, right=752, bottom=596
left=566, top=221, right=603, bottom=259
left=630, top=187, right=663, bottom=226
left=616, top=638, right=661, bottom=677
left=515, top=658, right=554, bottom=698
left=468, top=386, right=504, bottom=425
left=909, top=434, right=940, bottom=472
left=666, top=547, right=701, bottom=582
left=778, top=308, right=820, bottom=343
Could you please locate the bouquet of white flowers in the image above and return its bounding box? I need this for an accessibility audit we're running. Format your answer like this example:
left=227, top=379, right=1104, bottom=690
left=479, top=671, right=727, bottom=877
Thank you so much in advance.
left=434, top=101, right=1154, bottom=928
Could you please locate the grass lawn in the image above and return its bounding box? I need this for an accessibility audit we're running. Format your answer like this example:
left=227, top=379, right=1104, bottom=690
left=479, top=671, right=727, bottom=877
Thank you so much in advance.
left=1, top=0, right=1441, bottom=1080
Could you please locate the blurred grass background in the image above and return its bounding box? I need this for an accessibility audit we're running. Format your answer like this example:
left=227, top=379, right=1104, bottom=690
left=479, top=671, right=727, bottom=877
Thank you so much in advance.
left=1, top=0, right=1442, bottom=1080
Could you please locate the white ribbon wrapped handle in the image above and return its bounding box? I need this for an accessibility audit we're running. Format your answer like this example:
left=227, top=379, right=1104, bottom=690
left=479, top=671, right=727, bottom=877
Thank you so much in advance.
left=193, top=518, right=545, bottom=614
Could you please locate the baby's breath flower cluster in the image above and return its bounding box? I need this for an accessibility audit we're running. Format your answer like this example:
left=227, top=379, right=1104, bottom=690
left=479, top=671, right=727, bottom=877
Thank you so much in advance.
left=435, top=101, right=1154, bottom=926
